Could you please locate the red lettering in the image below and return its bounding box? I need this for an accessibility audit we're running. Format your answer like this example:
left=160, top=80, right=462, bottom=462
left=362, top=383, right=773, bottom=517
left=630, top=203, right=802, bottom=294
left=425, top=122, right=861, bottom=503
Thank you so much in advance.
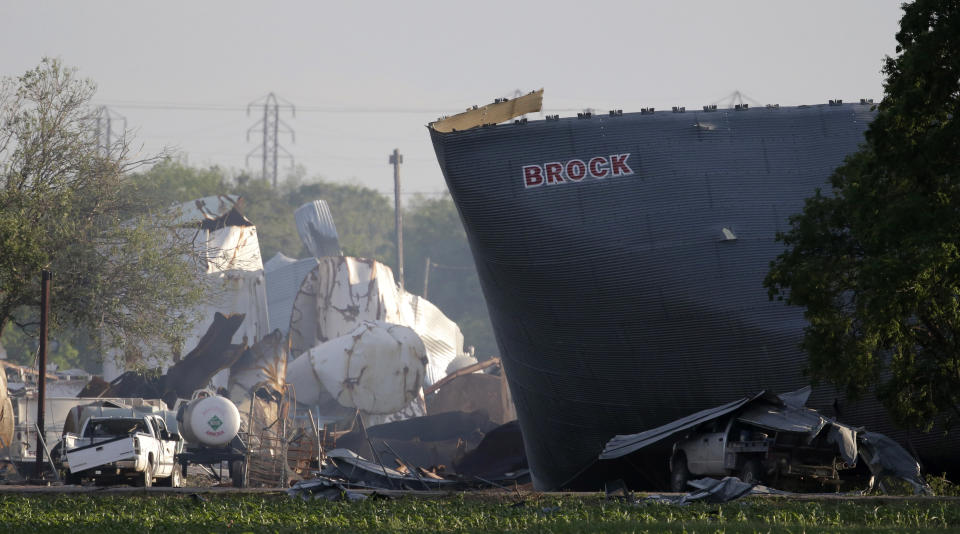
left=589, top=157, right=609, bottom=178
left=566, top=159, right=586, bottom=181
left=523, top=165, right=544, bottom=188
left=545, top=162, right=564, bottom=184
left=610, top=153, right=633, bottom=176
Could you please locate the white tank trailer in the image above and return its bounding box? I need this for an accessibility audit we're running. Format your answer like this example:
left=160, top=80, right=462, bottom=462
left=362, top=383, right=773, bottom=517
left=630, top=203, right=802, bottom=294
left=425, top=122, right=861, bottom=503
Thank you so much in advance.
left=178, top=395, right=242, bottom=447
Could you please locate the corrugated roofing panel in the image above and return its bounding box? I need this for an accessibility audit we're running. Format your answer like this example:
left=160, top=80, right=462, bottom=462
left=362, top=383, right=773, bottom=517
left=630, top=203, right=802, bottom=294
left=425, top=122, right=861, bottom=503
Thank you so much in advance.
left=295, top=200, right=341, bottom=258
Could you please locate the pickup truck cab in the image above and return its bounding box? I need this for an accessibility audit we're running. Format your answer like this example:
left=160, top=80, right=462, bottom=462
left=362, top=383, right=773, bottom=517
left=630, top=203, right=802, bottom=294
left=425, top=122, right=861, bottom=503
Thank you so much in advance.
left=63, top=414, right=184, bottom=487
left=669, top=416, right=848, bottom=492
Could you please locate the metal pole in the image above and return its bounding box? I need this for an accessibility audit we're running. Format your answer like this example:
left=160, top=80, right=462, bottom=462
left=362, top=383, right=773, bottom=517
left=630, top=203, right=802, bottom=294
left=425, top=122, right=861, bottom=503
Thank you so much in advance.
left=105, top=110, right=111, bottom=152
left=262, top=99, right=269, bottom=183
left=389, top=149, right=404, bottom=290
left=34, top=269, right=50, bottom=478
left=423, top=257, right=431, bottom=299
left=271, top=104, right=279, bottom=189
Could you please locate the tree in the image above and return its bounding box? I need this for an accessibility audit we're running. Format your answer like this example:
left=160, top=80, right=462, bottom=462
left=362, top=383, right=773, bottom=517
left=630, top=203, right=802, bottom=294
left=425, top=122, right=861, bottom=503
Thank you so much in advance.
left=403, top=195, right=495, bottom=359
left=0, top=59, right=205, bottom=364
left=764, top=0, right=960, bottom=430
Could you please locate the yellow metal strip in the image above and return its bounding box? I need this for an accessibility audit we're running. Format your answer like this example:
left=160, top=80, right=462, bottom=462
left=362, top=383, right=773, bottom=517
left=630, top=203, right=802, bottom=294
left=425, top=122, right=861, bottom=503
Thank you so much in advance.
left=429, top=89, right=544, bottom=133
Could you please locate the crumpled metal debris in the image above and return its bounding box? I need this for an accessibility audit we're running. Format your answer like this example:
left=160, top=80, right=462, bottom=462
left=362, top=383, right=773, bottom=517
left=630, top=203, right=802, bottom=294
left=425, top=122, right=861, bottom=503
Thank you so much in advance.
left=86, top=312, right=247, bottom=408
left=287, top=477, right=368, bottom=502
left=638, top=477, right=799, bottom=505
left=322, top=448, right=460, bottom=491
left=858, top=432, right=932, bottom=495
left=642, top=477, right=755, bottom=505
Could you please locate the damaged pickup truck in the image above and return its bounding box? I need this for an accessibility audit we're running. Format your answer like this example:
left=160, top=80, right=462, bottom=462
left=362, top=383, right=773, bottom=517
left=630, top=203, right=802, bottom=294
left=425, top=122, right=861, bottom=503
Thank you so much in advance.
left=601, top=387, right=930, bottom=494
left=668, top=412, right=849, bottom=491
left=63, top=414, right=184, bottom=487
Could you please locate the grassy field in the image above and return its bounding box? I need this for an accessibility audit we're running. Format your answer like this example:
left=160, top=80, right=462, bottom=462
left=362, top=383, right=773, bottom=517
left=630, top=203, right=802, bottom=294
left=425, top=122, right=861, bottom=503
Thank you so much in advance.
left=0, top=492, right=958, bottom=533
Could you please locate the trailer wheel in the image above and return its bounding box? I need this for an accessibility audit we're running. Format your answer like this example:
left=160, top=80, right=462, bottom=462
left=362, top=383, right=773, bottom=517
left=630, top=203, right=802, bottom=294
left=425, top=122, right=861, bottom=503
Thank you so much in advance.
left=670, top=452, right=690, bottom=492
left=739, top=459, right=762, bottom=485
left=230, top=459, right=245, bottom=488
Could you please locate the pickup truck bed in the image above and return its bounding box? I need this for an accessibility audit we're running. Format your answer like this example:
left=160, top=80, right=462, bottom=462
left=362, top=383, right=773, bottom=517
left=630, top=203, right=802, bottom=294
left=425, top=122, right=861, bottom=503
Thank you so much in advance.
left=65, top=435, right=138, bottom=473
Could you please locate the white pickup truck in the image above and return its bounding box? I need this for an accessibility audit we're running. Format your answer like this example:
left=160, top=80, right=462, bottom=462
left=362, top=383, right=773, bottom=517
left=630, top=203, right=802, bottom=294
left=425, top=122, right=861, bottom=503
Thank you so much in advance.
left=63, top=414, right=184, bottom=487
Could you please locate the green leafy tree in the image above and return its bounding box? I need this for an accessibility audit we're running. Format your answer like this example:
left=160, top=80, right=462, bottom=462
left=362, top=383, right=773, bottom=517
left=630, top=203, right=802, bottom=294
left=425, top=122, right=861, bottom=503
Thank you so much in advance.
left=0, top=59, right=205, bottom=365
left=765, top=0, right=960, bottom=429
left=128, top=158, right=227, bottom=208
left=403, top=195, right=495, bottom=359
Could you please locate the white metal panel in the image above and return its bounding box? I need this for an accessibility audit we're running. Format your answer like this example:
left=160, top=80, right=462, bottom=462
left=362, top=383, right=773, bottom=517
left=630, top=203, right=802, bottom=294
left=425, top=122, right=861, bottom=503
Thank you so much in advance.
left=287, top=320, right=426, bottom=415
left=103, top=207, right=270, bottom=391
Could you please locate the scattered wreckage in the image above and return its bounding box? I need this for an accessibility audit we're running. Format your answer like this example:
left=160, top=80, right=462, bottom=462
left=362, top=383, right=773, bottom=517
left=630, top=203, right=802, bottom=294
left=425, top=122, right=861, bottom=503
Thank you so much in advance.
left=600, top=387, right=932, bottom=495
left=0, top=194, right=524, bottom=492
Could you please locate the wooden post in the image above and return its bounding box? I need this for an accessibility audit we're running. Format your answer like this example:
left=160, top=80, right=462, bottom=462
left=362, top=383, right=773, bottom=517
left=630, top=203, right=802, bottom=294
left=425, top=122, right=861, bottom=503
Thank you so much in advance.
left=34, top=269, right=50, bottom=478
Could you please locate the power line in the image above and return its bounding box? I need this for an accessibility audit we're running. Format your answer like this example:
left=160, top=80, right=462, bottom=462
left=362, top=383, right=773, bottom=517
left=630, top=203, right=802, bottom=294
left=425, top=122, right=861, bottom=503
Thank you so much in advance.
left=246, top=93, right=295, bottom=188
left=94, top=99, right=583, bottom=114
left=92, top=106, right=126, bottom=154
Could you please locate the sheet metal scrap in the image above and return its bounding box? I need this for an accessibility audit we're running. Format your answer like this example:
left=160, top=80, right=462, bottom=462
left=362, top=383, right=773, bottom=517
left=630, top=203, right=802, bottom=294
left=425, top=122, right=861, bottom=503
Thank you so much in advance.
left=454, top=419, right=528, bottom=484
left=858, top=432, right=932, bottom=495
left=103, top=195, right=270, bottom=392
left=287, top=477, right=368, bottom=502
left=322, top=448, right=460, bottom=491
left=334, top=410, right=497, bottom=475
left=294, top=200, right=341, bottom=259
left=640, top=477, right=783, bottom=506
left=83, top=312, right=246, bottom=408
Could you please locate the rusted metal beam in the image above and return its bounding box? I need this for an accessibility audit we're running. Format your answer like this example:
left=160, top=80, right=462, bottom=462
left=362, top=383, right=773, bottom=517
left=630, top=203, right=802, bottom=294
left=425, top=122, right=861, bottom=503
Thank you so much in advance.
left=423, top=357, right=501, bottom=396
left=0, top=360, right=60, bottom=381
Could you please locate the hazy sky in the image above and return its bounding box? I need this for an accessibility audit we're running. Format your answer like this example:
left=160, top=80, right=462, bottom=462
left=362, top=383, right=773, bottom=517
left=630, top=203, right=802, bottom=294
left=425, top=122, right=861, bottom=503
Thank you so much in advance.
left=2, top=0, right=904, bottom=196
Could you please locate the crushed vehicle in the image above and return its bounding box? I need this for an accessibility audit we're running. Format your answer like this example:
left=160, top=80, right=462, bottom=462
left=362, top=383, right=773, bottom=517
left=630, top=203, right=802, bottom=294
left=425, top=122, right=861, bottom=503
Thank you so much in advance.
left=601, top=387, right=931, bottom=494
left=62, top=413, right=184, bottom=487
left=667, top=412, right=847, bottom=491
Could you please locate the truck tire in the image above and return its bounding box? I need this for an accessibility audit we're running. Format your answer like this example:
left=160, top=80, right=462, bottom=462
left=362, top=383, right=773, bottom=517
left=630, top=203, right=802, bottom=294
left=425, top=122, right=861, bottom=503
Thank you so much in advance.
left=157, top=465, right=184, bottom=488
left=739, top=459, right=762, bottom=485
left=169, top=465, right=183, bottom=488
left=136, top=462, right=154, bottom=488
left=64, top=472, right=82, bottom=485
left=670, top=452, right=690, bottom=492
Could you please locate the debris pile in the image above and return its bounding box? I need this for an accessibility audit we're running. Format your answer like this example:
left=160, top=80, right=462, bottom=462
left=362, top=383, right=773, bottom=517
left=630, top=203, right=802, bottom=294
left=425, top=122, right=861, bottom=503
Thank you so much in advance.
left=1, top=195, right=523, bottom=489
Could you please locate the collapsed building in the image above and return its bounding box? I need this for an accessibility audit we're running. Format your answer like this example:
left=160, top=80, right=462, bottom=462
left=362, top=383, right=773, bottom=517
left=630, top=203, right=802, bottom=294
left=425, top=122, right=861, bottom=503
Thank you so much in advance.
left=71, top=195, right=514, bottom=483
left=0, top=193, right=518, bottom=486
left=102, top=195, right=270, bottom=392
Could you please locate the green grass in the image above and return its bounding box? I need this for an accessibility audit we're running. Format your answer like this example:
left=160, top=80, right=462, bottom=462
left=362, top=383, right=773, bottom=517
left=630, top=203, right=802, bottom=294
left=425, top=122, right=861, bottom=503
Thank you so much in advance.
left=0, top=493, right=958, bottom=533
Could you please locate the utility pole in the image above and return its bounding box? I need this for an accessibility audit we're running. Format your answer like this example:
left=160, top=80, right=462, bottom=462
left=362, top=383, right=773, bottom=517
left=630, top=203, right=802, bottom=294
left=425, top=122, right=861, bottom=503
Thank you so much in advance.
left=423, top=257, right=431, bottom=299
left=389, top=149, right=404, bottom=291
left=34, top=270, right=50, bottom=479
left=246, top=93, right=295, bottom=188
left=93, top=106, right=126, bottom=154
